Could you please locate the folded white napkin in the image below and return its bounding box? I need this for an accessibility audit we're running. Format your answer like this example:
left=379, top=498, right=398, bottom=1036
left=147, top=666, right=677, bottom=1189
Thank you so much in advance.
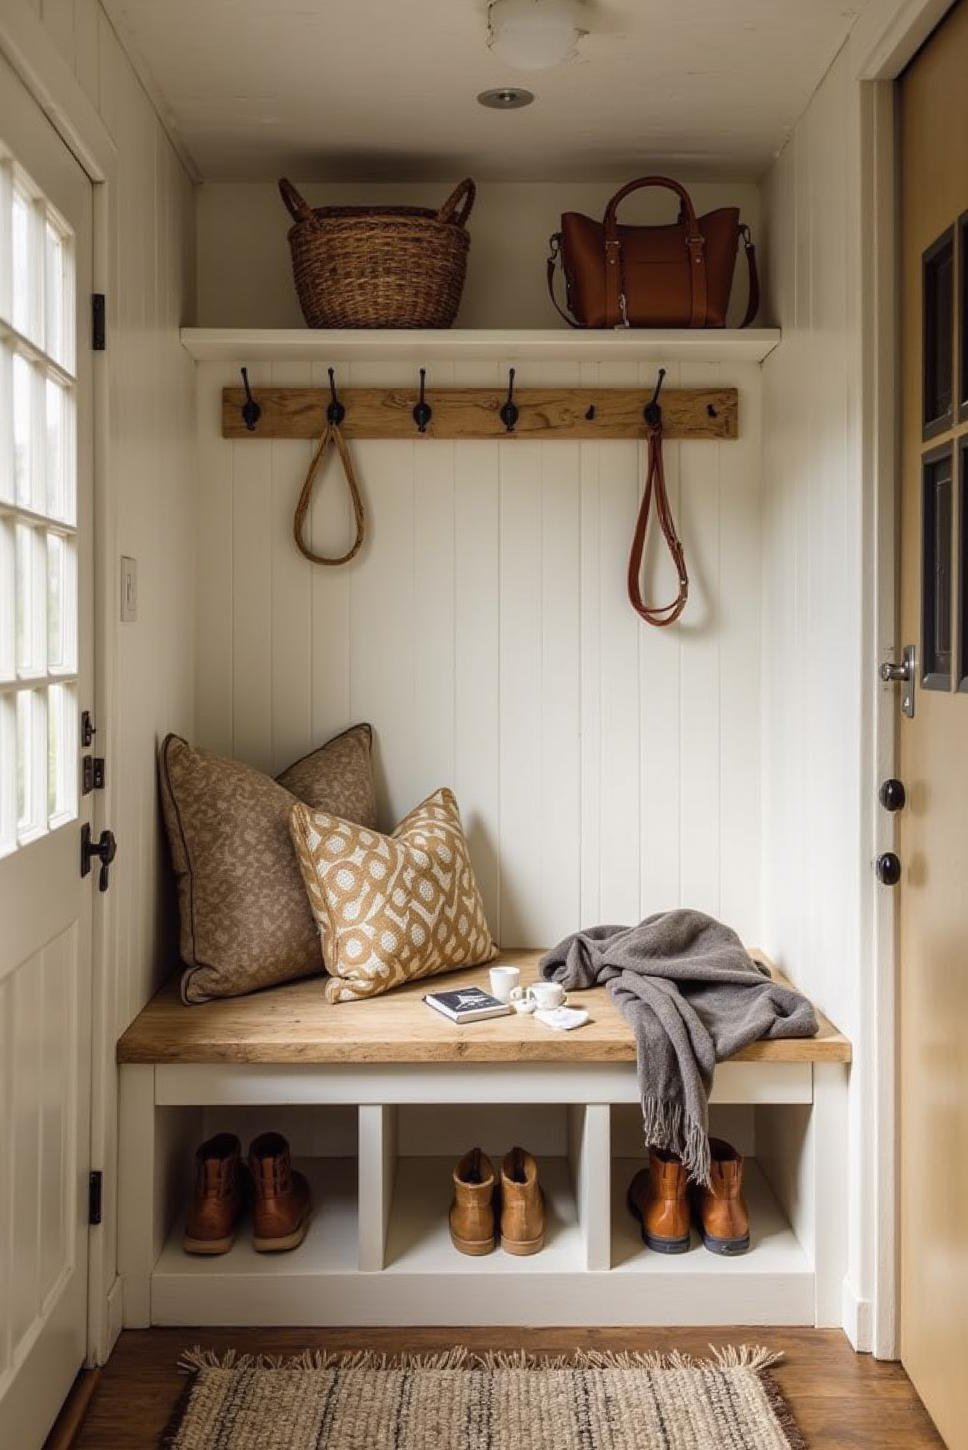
left=534, top=1006, right=590, bottom=1031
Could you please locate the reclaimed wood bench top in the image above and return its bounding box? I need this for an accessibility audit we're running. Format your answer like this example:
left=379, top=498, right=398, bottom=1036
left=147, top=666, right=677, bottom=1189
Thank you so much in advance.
left=117, top=948, right=851, bottom=1066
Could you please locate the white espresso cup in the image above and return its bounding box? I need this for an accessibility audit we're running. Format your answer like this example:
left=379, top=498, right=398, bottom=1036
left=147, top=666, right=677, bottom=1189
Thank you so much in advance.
left=489, top=965, right=521, bottom=1003
left=510, top=981, right=567, bottom=1012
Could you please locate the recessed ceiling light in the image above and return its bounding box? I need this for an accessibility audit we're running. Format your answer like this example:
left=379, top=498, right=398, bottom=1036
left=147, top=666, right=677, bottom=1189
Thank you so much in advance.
left=477, top=87, right=535, bottom=109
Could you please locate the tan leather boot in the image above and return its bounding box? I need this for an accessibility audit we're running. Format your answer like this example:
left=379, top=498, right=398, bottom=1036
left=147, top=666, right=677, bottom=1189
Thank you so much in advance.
left=183, top=1133, right=245, bottom=1255
left=694, top=1138, right=750, bottom=1256
left=248, top=1132, right=312, bottom=1252
left=500, top=1147, right=545, bottom=1256
left=627, top=1149, right=691, bottom=1253
left=449, top=1148, right=497, bottom=1255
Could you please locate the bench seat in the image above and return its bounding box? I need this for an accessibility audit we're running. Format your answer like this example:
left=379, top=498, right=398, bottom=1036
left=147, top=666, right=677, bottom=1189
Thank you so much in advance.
left=117, top=948, right=850, bottom=1067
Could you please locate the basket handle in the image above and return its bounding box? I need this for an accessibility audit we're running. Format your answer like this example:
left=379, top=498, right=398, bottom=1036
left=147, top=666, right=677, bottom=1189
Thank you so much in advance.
left=437, top=177, right=476, bottom=228
left=278, top=177, right=314, bottom=224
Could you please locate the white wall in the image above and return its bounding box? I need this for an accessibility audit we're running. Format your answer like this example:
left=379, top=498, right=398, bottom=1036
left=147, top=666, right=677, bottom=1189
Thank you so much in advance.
left=196, top=179, right=762, bottom=330
left=758, top=0, right=913, bottom=1347
left=20, top=0, right=197, bottom=1353
left=195, top=354, right=763, bottom=951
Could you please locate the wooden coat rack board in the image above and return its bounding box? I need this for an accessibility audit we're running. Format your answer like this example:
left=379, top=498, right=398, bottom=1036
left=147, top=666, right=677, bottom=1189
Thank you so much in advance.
left=221, top=382, right=738, bottom=442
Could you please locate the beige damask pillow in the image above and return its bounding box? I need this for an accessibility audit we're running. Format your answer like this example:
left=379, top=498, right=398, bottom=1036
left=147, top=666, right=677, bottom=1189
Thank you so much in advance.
left=289, top=787, right=497, bottom=1003
left=160, top=724, right=377, bottom=1003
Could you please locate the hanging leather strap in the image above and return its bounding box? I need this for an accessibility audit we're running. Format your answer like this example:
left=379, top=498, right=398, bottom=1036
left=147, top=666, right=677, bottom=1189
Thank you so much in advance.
left=293, top=422, right=366, bottom=565
left=546, top=236, right=579, bottom=327
left=627, top=418, right=689, bottom=626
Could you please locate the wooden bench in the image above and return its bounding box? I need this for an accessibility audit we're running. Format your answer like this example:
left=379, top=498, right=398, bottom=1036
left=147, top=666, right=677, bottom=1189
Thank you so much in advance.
left=116, top=949, right=850, bottom=1332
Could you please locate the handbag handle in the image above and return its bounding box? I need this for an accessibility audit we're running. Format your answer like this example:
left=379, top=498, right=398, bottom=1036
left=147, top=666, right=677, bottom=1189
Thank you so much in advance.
left=278, top=177, right=315, bottom=225
left=437, top=177, right=476, bottom=228
left=293, top=423, right=366, bottom=566
left=603, top=175, right=707, bottom=329
left=627, top=412, right=689, bottom=626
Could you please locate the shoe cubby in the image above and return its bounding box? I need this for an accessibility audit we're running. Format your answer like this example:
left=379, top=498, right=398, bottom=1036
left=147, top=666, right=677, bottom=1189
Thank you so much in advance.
left=119, top=1048, right=848, bottom=1327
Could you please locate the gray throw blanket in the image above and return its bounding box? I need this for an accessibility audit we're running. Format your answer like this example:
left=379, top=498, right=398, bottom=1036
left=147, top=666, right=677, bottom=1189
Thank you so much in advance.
left=541, top=910, right=818, bottom=1184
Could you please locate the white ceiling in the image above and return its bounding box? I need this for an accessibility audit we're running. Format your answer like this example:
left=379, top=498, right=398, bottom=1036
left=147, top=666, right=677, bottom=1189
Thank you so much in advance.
left=103, top=0, right=870, bottom=182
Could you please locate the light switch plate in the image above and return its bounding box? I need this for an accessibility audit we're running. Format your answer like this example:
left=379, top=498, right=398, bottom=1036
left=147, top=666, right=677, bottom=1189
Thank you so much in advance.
left=120, top=555, right=138, bottom=622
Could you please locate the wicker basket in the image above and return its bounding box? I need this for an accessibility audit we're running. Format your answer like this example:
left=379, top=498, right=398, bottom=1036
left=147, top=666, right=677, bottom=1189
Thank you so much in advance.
left=278, top=177, right=476, bottom=329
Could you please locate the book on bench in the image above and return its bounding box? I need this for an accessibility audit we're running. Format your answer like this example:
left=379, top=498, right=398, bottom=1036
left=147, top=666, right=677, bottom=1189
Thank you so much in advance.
left=423, top=987, right=513, bottom=1024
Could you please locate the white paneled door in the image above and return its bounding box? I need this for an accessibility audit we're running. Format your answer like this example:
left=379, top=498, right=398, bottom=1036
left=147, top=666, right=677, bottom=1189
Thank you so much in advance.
left=0, top=49, right=95, bottom=1450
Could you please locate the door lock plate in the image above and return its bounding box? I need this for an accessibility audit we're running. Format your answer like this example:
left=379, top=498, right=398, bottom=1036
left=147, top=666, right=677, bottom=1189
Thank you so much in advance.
left=879, top=644, right=916, bottom=718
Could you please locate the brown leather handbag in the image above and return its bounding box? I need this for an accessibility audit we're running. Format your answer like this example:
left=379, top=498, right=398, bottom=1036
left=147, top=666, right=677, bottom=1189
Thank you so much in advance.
left=547, top=176, right=758, bottom=329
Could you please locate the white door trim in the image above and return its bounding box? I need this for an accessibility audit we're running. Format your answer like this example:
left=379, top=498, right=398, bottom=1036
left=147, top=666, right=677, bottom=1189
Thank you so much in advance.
left=854, top=0, right=957, bottom=1361
left=0, top=0, right=122, bottom=1369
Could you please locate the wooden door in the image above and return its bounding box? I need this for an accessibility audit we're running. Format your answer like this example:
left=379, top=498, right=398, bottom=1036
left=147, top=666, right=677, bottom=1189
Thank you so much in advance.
left=898, top=5, right=968, bottom=1446
left=0, top=48, right=95, bottom=1450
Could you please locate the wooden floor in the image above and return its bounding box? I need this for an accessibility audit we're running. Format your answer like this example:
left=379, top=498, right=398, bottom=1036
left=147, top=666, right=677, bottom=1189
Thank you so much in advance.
left=66, top=1326, right=942, bottom=1449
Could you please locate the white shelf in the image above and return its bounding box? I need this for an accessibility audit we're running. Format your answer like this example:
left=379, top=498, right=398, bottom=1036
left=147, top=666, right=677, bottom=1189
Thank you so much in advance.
left=611, top=1157, right=810, bottom=1278
left=385, top=1155, right=582, bottom=1275
left=180, top=326, right=781, bottom=366
left=148, top=1152, right=813, bottom=1327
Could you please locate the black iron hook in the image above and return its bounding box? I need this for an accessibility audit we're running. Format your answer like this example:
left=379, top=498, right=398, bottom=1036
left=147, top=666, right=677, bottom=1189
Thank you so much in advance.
left=327, top=367, right=346, bottom=426
left=500, top=367, right=519, bottom=433
left=412, top=368, right=432, bottom=434
left=643, top=367, right=666, bottom=429
left=240, top=367, right=261, bottom=432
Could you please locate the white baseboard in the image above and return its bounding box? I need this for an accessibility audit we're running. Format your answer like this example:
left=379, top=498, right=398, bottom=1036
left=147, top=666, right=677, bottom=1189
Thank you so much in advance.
left=842, top=1277, right=873, bottom=1351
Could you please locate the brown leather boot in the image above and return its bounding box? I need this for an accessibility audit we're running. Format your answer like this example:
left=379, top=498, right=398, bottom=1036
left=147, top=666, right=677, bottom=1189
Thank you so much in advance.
left=694, top=1138, right=750, bottom=1255
left=248, top=1132, right=312, bottom=1252
left=627, top=1149, right=691, bottom=1253
left=500, top=1147, right=545, bottom=1256
left=183, top=1133, right=245, bottom=1255
left=449, top=1148, right=497, bottom=1255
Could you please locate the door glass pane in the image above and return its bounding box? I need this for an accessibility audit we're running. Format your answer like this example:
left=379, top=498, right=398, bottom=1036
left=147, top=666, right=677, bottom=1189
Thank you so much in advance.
left=923, top=227, right=954, bottom=439
left=13, top=354, right=34, bottom=507
left=921, top=445, right=953, bottom=689
left=47, top=682, right=75, bottom=823
left=0, top=144, right=77, bottom=851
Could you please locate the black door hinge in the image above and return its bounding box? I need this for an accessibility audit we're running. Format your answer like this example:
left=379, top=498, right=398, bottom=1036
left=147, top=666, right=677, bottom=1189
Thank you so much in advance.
left=92, top=294, right=106, bottom=351
left=81, top=710, right=96, bottom=747
left=88, top=1170, right=103, bottom=1226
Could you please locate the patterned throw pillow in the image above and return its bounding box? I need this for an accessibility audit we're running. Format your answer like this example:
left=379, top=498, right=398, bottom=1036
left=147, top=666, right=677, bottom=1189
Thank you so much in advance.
left=290, top=787, right=497, bottom=1003
left=160, top=724, right=377, bottom=1003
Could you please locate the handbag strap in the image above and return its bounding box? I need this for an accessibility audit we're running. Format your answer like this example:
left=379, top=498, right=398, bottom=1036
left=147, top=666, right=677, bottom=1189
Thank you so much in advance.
left=739, top=224, right=760, bottom=328
left=546, top=234, right=579, bottom=327
left=603, top=176, right=707, bottom=329
left=293, top=423, right=366, bottom=566
left=627, top=413, right=689, bottom=626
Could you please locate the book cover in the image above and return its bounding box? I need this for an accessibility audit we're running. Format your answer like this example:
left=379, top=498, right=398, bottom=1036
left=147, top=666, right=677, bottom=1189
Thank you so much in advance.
left=424, top=987, right=513, bottom=1023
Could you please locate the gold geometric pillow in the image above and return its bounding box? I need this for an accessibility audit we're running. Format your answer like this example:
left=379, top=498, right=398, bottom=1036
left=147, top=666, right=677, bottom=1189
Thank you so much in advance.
left=289, top=787, right=498, bottom=1003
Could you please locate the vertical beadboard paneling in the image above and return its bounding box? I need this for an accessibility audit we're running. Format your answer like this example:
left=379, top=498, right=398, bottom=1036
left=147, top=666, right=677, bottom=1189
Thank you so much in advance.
left=637, top=359, right=683, bottom=919
left=195, top=360, right=765, bottom=948
left=269, top=362, right=313, bottom=773
left=678, top=360, right=724, bottom=918
left=453, top=436, right=501, bottom=937
left=195, top=364, right=234, bottom=756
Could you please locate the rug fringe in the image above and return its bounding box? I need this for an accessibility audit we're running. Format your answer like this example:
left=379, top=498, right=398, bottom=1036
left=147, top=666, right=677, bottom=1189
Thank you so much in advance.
left=178, top=1343, right=783, bottom=1375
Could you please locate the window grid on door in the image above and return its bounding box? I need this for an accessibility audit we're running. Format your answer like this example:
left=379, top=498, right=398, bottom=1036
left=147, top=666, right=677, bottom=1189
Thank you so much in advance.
left=0, top=148, right=78, bottom=857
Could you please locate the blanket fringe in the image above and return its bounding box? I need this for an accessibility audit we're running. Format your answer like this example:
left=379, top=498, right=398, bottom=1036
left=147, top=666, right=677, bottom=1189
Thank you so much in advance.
left=178, top=1344, right=783, bottom=1376
left=640, top=1093, right=711, bottom=1185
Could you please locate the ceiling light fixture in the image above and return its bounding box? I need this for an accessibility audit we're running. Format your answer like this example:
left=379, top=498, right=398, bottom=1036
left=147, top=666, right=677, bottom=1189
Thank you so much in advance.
left=477, top=86, right=536, bottom=109
left=486, top=0, right=586, bottom=72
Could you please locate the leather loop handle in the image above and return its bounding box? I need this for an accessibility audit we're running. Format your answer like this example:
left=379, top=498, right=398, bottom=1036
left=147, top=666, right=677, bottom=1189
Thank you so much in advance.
left=437, top=177, right=476, bottom=228
left=627, top=418, right=689, bottom=626
left=603, top=176, right=707, bottom=329
left=293, top=423, right=366, bottom=566
left=278, top=177, right=314, bottom=225
left=603, top=175, right=701, bottom=238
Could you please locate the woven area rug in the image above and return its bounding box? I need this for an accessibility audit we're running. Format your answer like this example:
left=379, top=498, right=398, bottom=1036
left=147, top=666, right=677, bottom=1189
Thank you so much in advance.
left=165, top=1346, right=807, bottom=1449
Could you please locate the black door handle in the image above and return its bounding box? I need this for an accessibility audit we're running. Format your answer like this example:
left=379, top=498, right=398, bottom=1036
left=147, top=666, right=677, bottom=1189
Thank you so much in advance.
left=875, top=852, right=901, bottom=886
left=81, top=824, right=117, bottom=892
left=878, top=778, right=906, bottom=812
